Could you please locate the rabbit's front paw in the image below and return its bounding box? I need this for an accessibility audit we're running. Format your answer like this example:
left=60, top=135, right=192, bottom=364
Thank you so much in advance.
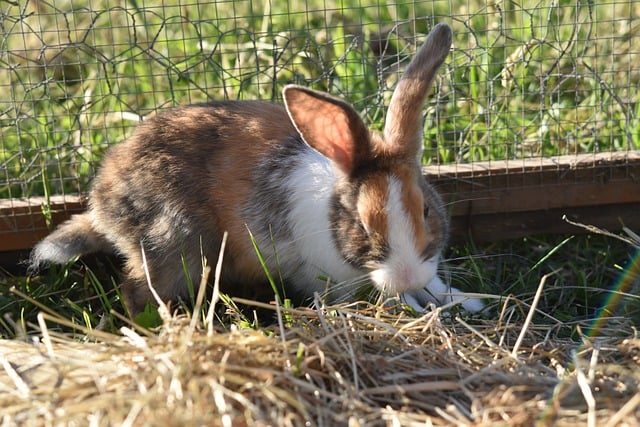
left=402, top=276, right=485, bottom=313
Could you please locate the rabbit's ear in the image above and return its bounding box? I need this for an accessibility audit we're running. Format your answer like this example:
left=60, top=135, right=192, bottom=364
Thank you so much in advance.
left=383, top=23, right=452, bottom=158
left=283, top=85, right=371, bottom=175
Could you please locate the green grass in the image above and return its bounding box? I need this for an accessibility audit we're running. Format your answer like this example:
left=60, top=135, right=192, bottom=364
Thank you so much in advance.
left=0, top=0, right=639, bottom=336
left=447, top=233, right=640, bottom=329
left=1, top=0, right=637, bottom=198
left=1, top=231, right=639, bottom=339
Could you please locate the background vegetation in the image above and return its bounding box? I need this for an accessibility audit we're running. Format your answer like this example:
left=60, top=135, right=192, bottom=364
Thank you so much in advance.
left=1, top=0, right=637, bottom=199
left=0, top=0, right=638, bottom=341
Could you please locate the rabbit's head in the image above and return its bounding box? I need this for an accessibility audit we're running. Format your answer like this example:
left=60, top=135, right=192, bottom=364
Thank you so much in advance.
left=283, top=23, right=452, bottom=296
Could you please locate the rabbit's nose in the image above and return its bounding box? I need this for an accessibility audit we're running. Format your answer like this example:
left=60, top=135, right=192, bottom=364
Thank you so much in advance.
left=370, top=259, right=434, bottom=295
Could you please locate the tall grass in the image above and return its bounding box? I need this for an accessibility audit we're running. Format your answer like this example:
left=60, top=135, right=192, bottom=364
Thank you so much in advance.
left=1, top=0, right=637, bottom=198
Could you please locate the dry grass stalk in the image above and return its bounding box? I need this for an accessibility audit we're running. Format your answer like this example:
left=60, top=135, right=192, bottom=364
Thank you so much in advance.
left=1, top=300, right=639, bottom=426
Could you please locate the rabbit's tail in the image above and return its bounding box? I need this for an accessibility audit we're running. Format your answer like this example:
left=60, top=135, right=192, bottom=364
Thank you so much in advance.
left=30, top=212, right=113, bottom=270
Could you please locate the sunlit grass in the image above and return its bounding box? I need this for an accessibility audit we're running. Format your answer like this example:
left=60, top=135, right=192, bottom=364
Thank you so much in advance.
left=1, top=0, right=637, bottom=198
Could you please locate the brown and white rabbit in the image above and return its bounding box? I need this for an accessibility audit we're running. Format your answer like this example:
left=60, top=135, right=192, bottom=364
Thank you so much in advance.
left=31, top=23, right=484, bottom=316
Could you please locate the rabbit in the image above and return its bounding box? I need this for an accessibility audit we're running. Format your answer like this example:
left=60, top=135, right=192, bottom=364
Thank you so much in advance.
left=30, top=23, right=484, bottom=317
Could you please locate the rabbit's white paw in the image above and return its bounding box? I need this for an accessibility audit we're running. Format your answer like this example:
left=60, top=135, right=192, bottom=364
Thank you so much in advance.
left=402, top=276, right=484, bottom=313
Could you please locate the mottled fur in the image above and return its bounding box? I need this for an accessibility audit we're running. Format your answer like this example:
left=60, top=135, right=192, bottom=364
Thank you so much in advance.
left=31, top=24, right=484, bottom=315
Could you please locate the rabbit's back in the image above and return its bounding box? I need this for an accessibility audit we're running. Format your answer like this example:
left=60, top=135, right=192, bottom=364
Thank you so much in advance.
left=87, top=101, right=299, bottom=307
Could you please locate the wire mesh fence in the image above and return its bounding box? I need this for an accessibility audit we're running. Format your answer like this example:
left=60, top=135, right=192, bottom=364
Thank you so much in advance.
left=1, top=0, right=638, bottom=247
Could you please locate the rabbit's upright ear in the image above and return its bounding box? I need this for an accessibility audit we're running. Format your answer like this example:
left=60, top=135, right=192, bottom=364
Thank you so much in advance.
left=383, top=23, right=452, bottom=159
left=283, top=85, right=372, bottom=175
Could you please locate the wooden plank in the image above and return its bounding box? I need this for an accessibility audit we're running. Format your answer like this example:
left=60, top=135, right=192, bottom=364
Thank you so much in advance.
left=0, top=153, right=638, bottom=255
left=447, top=202, right=640, bottom=244
left=0, top=195, right=87, bottom=252
left=425, top=152, right=640, bottom=214
left=425, top=152, right=638, bottom=177
left=425, top=151, right=640, bottom=243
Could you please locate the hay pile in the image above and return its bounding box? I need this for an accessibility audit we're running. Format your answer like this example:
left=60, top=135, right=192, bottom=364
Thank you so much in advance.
left=1, top=299, right=639, bottom=426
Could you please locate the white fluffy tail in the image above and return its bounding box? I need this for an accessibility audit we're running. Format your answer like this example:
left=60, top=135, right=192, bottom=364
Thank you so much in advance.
left=30, top=212, right=112, bottom=269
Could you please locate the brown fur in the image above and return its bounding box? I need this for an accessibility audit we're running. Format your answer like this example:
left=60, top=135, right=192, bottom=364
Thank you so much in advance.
left=85, top=102, right=299, bottom=313
left=396, top=165, right=430, bottom=253
left=384, top=24, right=452, bottom=155
left=357, top=174, right=389, bottom=243
left=32, top=24, right=459, bottom=316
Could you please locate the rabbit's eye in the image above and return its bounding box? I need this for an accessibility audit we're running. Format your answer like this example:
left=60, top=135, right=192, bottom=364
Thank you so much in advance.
left=423, top=205, right=430, bottom=218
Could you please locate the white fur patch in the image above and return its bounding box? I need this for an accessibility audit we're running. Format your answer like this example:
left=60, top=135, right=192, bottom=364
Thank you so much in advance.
left=259, top=151, right=484, bottom=312
left=32, top=240, right=77, bottom=265
left=272, top=148, right=361, bottom=298
left=369, top=176, right=437, bottom=294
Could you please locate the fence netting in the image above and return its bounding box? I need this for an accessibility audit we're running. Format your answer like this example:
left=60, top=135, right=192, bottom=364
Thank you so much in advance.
left=1, top=0, right=637, bottom=205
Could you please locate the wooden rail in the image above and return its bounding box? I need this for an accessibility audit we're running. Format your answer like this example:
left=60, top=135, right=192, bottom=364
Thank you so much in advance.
left=427, top=152, right=640, bottom=242
left=1, top=152, right=639, bottom=261
left=0, top=195, right=87, bottom=252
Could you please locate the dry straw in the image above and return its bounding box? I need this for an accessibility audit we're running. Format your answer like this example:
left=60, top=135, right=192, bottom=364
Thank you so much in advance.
left=1, top=287, right=640, bottom=426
